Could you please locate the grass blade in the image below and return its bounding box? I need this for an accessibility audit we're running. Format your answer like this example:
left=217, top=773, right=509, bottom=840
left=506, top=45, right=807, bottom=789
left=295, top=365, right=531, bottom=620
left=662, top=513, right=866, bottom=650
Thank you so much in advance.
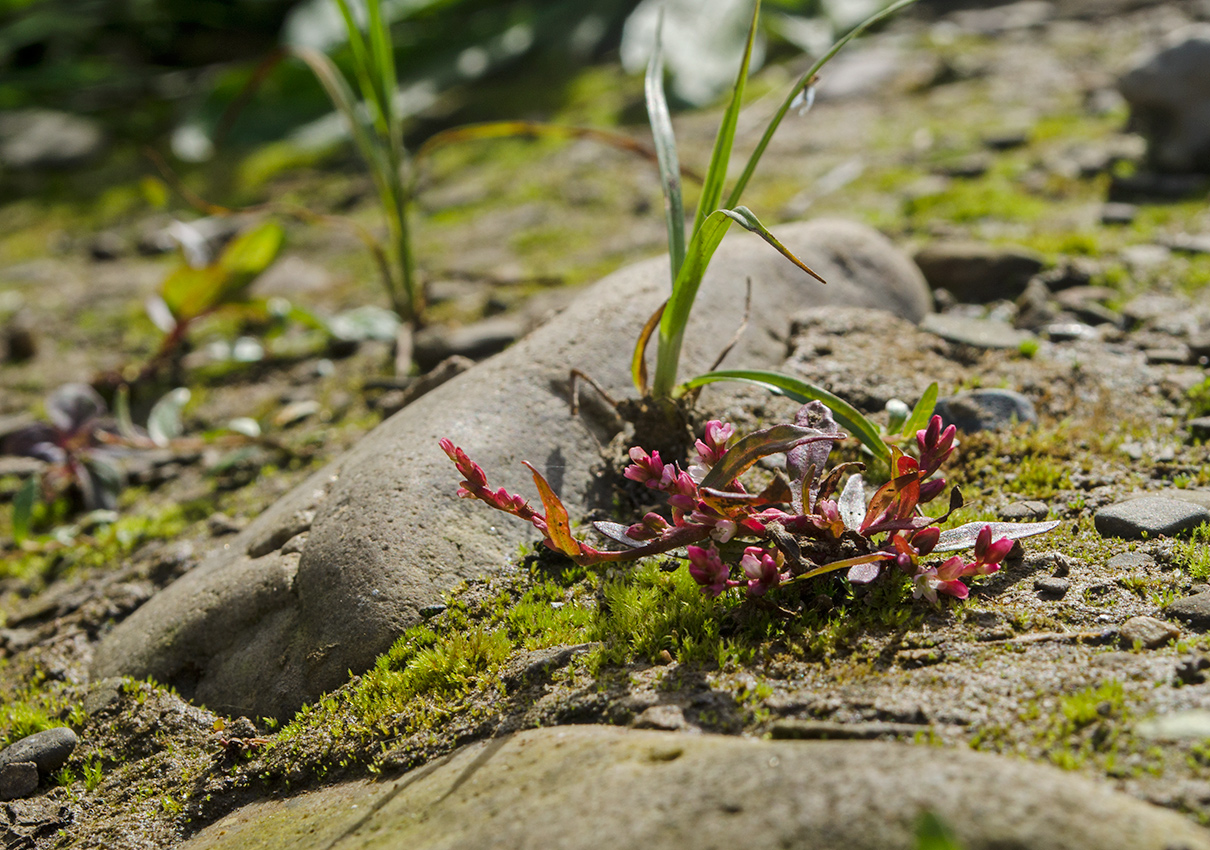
left=679, top=368, right=891, bottom=461
left=645, top=10, right=686, bottom=283
left=903, top=381, right=938, bottom=437
left=652, top=206, right=823, bottom=397
left=692, top=0, right=761, bottom=235
left=12, top=476, right=37, bottom=545
left=726, top=0, right=922, bottom=208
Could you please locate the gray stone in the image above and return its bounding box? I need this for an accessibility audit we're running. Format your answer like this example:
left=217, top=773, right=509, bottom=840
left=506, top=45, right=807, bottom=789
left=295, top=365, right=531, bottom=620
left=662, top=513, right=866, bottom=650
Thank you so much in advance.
left=1120, top=615, right=1180, bottom=649
left=0, top=763, right=38, bottom=801
left=922, top=314, right=1034, bottom=350
left=1106, top=552, right=1156, bottom=571
left=934, top=389, right=1037, bottom=433
left=413, top=315, right=526, bottom=371
left=1000, top=500, right=1049, bottom=521
left=1163, top=233, right=1210, bottom=255
left=177, top=726, right=1210, bottom=850
left=1136, top=710, right=1210, bottom=741
left=950, top=1, right=1055, bottom=35
left=1101, top=202, right=1137, bottom=225
left=91, top=218, right=933, bottom=720
left=1167, top=591, right=1210, bottom=628
left=1119, top=24, right=1210, bottom=173
left=0, top=109, right=106, bottom=170
left=913, top=242, right=1044, bottom=303
left=1034, top=577, right=1070, bottom=599
left=0, top=728, right=78, bottom=776
left=1094, top=496, right=1210, bottom=540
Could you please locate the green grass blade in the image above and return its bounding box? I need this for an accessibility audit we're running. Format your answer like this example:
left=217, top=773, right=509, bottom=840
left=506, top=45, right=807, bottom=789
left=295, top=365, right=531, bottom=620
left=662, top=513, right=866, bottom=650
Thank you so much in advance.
left=645, top=10, right=685, bottom=283
left=652, top=206, right=824, bottom=397
left=293, top=46, right=382, bottom=176
left=652, top=209, right=736, bottom=397
left=726, top=0, right=921, bottom=209
left=903, top=381, right=939, bottom=437
left=331, top=0, right=380, bottom=125
left=364, top=0, right=401, bottom=145
left=12, top=476, right=37, bottom=545
left=679, top=369, right=891, bottom=461
left=692, top=0, right=761, bottom=235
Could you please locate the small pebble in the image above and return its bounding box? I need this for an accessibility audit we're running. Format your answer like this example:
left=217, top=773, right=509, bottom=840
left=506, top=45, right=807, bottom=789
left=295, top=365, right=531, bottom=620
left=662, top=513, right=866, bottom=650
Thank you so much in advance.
left=1034, top=577, right=1070, bottom=599
left=1175, top=655, right=1210, bottom=685
left=922, top=314, right=1035, bottom=350
left=934, top=389, right=1037, bottom=433
left=1106, top=551, right=1157, bottom=572
left=0, top=762, right=39, bottom=801
left=1187, top=417, right=1210, bottom=442
left=1119, top=616, right=1180, bottom=649
left=1100, top=202, right=1137, bottom=225
left=1000, top=500, right=1049, bottom=521
left=1167, top=592, right=1210, bottom=629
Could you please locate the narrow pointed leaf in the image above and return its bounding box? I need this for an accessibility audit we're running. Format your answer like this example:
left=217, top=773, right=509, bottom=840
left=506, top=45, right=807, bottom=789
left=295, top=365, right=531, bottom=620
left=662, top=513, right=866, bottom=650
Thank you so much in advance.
left=523, top=461, right=581, bottom=558
left=903, top=382, right=939, bottom=437
left=678, top=369, right=891, bottom=461
left=693, top=0, right=761, bottom=234
left=215, top=221, right=284, bottom=303
left=701, top=424, right=838, bottom=494
left=593, top=521, right=647, bottom=549
left=631, top=301, right=666, bottom=395
left=645, top=10, right=685, bottom=282
left=934, top=520, right=1060, bottom=554
left=653, top=208, right=822, bottom=397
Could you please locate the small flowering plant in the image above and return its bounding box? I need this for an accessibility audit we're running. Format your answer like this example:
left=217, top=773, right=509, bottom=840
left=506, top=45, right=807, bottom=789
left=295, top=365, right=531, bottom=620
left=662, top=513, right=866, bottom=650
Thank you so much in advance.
left=441, top=402, right=1058, bottom=607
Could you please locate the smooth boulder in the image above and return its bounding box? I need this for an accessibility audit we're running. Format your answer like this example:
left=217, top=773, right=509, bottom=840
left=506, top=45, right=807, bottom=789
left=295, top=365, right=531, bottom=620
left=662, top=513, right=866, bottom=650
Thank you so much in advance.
left=91, top=219, right=932, bottom=720
left=1119, top=24, right=1210, bottom=173
left=177, top=725, right=1210, bottom=850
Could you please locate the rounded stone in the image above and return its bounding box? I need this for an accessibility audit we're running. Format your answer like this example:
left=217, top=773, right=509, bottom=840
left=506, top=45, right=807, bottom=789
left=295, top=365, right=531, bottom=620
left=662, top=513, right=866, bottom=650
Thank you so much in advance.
left=934, top=389, right=1037, bottom=433
left=1120, top=616, right=1180, bottom=649
left=178, top=726, right=1210, bottom=850
left=91, top=219, right=934, bottom=720
left=0, top=727, right=78, bottom=776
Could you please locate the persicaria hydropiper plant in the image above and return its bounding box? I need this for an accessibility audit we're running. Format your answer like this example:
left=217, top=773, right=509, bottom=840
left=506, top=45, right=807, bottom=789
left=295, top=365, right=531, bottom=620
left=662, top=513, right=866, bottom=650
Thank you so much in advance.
left=441, top=402, right=1058, bottom=607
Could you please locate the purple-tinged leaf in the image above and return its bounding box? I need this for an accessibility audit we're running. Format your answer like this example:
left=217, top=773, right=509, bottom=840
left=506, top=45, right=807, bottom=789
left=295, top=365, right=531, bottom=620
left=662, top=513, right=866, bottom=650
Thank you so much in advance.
left=934, top=520, right=1060, bottom=554
left=46, top=384, right=106, bottom=434
left=2, top=424, right=61, bottom=463
left=700, top=424, right=839, bottom=494
left=785, top=401, right=840, bottom=513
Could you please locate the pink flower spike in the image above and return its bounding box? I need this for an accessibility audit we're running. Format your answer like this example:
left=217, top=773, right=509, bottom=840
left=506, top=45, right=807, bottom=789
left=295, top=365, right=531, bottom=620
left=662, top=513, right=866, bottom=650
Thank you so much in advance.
left=974, top=525, right=1014, bottom=566
left=740, top=546, right=784, bottom=597
left=624, top=446, right=665, bottom=488
left=917, top=416, right=957, bottom=476
left=936, top=555, right=968, bottom=582
left=687, top=545, right=734, bottom=597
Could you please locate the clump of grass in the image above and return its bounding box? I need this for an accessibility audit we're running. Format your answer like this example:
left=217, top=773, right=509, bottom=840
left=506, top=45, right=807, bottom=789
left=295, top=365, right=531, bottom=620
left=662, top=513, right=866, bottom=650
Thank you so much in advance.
left=1176, top=522, right=1210, bottom=581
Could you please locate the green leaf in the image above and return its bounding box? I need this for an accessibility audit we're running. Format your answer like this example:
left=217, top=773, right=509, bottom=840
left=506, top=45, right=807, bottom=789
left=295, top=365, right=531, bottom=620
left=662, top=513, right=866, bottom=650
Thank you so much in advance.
left=692, top=0, right=761, bottom=235
left=148, top=387, right=191, bottom=447
left=12, top=476, right=37, bottom=545
left=679, top=369, right=891, bottom=461
left=645, top=10, right=685, bottom=283
left=915, top=811, right=965, bottom=850
left=903, top=381, right=939, bottom=437
left=215, top=220, right=284, bottom=303
left=652, top=207, right=823, bottom=397
left=159, top=264, right=226, bottom=322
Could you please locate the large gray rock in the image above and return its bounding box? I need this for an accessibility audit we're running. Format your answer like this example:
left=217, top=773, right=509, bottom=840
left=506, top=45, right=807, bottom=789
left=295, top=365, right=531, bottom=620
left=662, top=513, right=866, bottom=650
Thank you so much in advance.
left=91, top=219, right=932, bottom=720
left=1119, top=24, right=1210, bottom=173
left=177, top=725, right=1210, bottom=850
left=913, top=242, right=1044, bottom=303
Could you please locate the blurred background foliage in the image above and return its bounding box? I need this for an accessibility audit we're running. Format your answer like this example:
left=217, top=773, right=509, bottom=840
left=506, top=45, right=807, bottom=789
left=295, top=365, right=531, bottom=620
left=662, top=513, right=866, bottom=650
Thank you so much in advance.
left=0, top=0, right=894, bottom=160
